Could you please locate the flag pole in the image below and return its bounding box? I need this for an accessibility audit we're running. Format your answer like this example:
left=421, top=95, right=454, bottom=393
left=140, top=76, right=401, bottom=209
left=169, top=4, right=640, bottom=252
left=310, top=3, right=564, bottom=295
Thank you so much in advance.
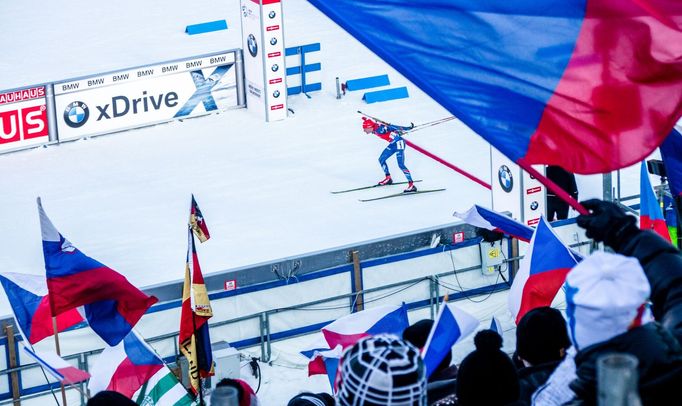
left=517, top=162, right=588, bottom=215
left=51, top=317, right=68, bottom=406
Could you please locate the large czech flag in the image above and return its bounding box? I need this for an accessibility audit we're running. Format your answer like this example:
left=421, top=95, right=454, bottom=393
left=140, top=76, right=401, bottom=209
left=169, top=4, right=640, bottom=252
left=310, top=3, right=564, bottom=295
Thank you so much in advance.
left=322, top=304, right=409, bottom=350
left=308, top=0, right=682, bottom=174
left=39, top=198, right=157, bottom=346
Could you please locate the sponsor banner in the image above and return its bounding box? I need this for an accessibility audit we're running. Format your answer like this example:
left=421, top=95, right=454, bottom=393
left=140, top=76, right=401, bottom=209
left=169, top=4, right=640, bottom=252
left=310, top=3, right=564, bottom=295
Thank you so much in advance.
left=54, top=60, right=237, bottom=140
left=241, top=0, right=266, bottom=119
left=522, top=166, right=545, bottom=226
left=261, top=0, right=287, bottom=121
left=0, top=86, right=45, bottom=106
left=54, top=53, right=235, bottom=95
left=0, top=86, right=49, bottom=151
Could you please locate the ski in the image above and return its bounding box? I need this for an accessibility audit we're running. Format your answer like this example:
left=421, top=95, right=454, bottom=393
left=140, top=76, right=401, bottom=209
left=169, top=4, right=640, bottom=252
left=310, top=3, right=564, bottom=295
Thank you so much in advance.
left=359, top=188, right=446, bottom=202
left=331, top=180, right=422, bottom=194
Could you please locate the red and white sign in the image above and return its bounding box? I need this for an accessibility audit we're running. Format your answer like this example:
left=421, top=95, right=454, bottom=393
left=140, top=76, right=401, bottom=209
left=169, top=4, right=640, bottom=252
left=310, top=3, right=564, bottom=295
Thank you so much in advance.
left=224, top=280, right=237, bottom=291
left=0, top=87, right=49, bottom=151
left=452, top=232, right=465, bottom=244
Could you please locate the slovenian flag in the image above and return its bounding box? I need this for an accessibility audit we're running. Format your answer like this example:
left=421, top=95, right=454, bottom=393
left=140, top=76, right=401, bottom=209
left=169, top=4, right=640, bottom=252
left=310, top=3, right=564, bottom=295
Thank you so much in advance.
left=454, top=205, right=534, bottom=242
left=508, top=217, right=580, bottom=324
left=321, top=304, right=409, bottom=350
left=422, top=301, right=479, bottom=378
left=22, top=346, right=90, bottom=385
left=88, top=331, right=193, bottom=405
left=308, top=0, right=682, bottom=174
left=0, top=272, right=84, bottom=344
left=640, top=162, right=672, bottom=241
left=39, top=198, right=158, bottom=346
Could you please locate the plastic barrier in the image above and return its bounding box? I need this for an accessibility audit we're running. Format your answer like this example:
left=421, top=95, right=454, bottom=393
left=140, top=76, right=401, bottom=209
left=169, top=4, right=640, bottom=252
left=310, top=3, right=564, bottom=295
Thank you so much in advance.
left=362, top=86, right=409, bottom=103
left=185, top=20, right=228, bottom=35
left=345, top=74, right=390, bottom=91
left=285, top=43, right=321, bottom=96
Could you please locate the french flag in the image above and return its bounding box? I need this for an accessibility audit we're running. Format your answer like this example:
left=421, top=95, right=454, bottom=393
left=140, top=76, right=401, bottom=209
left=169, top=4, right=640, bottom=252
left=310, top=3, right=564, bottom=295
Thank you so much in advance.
left=422, top=302, right=479, bottom=378
left=39, top=198, right=157, bottom=346
left=22, top=346, right=90, bottom=385
left=454, top=205, right=534, bottom=242
left=321, top=304, right=409, bottom=350
left=0, top=272, right=84, bottom=344
left=309, top=1, right=682, bottom=175
left=508, top=217, right=580, bottom=324
left=640, top=162, right=672, bottom=241
left=88, top=331, right=164, bottom=399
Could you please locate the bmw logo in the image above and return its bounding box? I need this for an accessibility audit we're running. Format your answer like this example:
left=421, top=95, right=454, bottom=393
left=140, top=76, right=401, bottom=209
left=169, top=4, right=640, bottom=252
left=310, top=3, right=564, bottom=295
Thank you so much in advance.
left=268, top=11, right=276, bottom=18
left=530, top=201, right=539, bottom=211
left=270, top=37, right=277, bottom=46
left=271, top=64, right=279, bottom=72
left=498, top=165, right=514, bottom=193
left=63, top=101, right=89, bottom=128
left=247, top=34, right=258, bottom=57
left=273, top=90, right=280, bottom=98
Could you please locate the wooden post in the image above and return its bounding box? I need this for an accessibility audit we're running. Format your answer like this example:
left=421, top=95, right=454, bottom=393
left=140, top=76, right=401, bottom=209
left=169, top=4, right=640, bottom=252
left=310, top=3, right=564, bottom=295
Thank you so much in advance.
left=52, top=317, right=67, bottom=406
left=4, top=324, right=21, bottom=406
left=351, top=251, right=364, bottom=312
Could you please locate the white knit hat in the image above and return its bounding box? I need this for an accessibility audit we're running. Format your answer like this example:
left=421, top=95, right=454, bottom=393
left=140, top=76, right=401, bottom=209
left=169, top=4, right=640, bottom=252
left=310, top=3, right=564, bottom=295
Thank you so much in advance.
left=564, top=251, right=653, bottom=350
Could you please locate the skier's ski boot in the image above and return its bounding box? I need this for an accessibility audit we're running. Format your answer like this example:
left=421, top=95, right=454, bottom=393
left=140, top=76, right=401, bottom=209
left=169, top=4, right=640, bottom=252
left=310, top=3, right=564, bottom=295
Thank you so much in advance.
left=403, top=182, right=417, bottom=193
left=378, top=175, right=393, bottom=186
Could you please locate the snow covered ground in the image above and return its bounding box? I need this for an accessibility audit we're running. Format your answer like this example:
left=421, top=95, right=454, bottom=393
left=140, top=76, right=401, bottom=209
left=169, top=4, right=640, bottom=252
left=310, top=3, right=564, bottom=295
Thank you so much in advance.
left=0, top=0, right=649, bottom=403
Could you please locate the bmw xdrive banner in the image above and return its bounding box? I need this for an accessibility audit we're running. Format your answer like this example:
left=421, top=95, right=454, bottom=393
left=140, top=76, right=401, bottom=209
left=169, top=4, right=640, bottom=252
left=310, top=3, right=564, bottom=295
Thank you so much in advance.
left=54, top=51, right=238, bottom=141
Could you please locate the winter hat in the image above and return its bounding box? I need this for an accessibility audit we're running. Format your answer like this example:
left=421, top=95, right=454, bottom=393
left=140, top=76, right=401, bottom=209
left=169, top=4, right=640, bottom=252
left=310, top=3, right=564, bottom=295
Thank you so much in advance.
left=288, top=392, right=335, bottom=406
left=402, top=319, right=453, bottom=373
left=516, top=306, right=571, bottom=365
left=456, top=330, right=520, bottom=406
left=565, top=251, right=653, bottom=350
left=336, top=334, right=426, bottom=406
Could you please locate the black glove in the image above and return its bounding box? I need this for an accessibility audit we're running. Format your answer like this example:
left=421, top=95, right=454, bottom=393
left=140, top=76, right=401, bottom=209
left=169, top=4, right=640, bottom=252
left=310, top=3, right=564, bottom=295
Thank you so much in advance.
left=477, top=228, right=504, bottom=243
left=576, top=199, right=638, bottom=251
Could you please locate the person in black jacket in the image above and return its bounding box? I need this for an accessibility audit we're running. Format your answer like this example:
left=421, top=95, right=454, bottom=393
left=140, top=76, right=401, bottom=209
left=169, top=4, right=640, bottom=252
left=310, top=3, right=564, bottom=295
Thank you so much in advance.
left=514, top=307, right=571, bottom=403
left=565, top=199, right=682, bottom=405
left=546, top=165, right=578, bottom=221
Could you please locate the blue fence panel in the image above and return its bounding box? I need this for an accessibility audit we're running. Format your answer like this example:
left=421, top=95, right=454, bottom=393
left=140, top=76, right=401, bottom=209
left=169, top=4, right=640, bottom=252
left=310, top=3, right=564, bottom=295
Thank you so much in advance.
left=185, top=20, right=228, bottom=35
left=285, top=43, right=321, bottom=96
left=363, top=86, right=409, bottom=104
left=345, top=74, right=390, bottom=91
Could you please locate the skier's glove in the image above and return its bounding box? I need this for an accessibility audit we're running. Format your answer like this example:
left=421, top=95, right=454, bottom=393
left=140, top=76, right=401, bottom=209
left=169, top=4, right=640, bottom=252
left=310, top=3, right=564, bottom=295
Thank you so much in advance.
left=576, top=199, right=639, bottom=251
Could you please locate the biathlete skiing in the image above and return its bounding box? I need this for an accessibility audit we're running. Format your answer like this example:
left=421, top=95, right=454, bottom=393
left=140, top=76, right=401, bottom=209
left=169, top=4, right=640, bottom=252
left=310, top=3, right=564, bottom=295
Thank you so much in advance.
left=361, top=117, right=417, bottom=193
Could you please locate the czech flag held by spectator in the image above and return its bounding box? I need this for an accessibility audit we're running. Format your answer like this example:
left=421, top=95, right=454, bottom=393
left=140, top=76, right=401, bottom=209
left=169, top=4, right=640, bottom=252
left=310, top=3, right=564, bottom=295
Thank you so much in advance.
left=454, top=205, right=534, bottom=242
left=321, top=304, right=409, bottom=350
left=38, top=198, right=157, bottom=346
left=0, top=272, right=84, bottom=344
left=308, top=0, right=682, bottom=174
left=640, top=162, right=671, bottom=241
left=508, top=217, right=580, bottom=324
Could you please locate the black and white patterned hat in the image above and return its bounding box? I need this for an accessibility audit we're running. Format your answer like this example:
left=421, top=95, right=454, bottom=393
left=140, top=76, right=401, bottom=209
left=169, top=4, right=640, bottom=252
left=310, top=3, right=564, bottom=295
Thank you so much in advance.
left=336, top=334, right=426, bottom=406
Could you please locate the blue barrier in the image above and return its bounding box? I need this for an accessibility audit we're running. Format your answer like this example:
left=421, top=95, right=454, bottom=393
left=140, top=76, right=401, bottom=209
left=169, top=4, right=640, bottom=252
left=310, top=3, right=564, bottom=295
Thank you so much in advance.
left=363, top=86, right=409, bottom=103
left=185, top=20, right=228, bottom=35
left=285, top=43, right=322, bottom=96
left=345, top=74, right=390, bottom=91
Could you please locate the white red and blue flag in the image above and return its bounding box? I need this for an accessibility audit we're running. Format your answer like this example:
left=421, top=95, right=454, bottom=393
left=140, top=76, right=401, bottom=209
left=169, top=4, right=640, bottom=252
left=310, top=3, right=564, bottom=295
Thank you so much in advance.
left=321, top=304, right=409, bottom=350
left=39, top=198, right=157, bottom=346
left=454, top=205, right=534, bottom=242
left=22, top=346, right=90, bottom=385
left=421, top=301, right=478, bottom=378
left=0, top=272, right=84, bottom=344
left=508, top=217, right=580, bottom=324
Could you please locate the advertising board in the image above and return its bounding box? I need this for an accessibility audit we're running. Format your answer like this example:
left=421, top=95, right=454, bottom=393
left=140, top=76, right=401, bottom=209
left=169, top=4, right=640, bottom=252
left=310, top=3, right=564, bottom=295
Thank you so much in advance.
left=0, top=86, right=49, bottom=151
left=54, top=52, right=237, bottom=140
